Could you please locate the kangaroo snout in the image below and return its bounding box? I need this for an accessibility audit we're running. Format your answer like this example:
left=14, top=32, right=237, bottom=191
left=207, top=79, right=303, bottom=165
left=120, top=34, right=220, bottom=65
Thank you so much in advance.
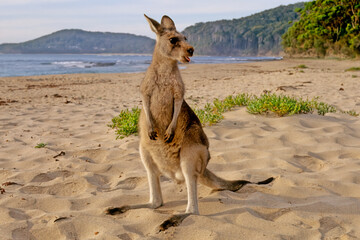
left=187, top=47, right=194, bottom=56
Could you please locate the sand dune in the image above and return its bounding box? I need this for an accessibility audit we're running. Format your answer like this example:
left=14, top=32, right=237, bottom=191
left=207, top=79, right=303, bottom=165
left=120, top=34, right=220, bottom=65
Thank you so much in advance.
left=0, top=59, right=360, bottom=239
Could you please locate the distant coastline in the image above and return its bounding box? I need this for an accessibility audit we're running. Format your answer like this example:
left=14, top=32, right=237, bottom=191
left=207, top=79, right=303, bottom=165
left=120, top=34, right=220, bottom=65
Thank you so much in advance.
left=0, top=29, right=155, bottom=55
left=0, top=52, right=154, bottom=56
left=0, top=3, right=304, bottom=57
left=0, top=54, right=282, bottom=77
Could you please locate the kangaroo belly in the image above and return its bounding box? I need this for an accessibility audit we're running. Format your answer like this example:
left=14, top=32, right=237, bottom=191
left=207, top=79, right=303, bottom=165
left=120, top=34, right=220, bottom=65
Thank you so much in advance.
left=146, top=141, right=184, bottom=182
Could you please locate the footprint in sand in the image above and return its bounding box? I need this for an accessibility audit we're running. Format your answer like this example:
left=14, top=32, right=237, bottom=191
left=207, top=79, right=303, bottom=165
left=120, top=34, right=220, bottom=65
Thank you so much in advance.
left=339, top=151, right=360, bottom=160
left=50, top=179, right=88, bottom=196
left=85, top=173, right=110, bottom=191
left=31, top=170, right=73, bottom=182
left=249, top=208, right=291, bottom=222
left=20, top=185, right=47, bottom=194
left=116, top=177, right=145, bottom=190
left=298, top=119, right=324, bottom=129
left=12, top=226, right=35, bottom=240
left=20, top=178, right=88, bottom=196
left=9, top=209, right=30, bottom=221
left=336, top=135, right=360, bottom=147
left=319, top=216, right=346, bottom=238
left=292, top=155, right=326, bottom=172
left=74, top=149, right=109, bottom=164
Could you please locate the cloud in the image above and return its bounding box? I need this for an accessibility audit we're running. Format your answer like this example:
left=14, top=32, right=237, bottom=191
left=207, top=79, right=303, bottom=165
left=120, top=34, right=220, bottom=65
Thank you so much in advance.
left=0, top=0, right=76, bottom=6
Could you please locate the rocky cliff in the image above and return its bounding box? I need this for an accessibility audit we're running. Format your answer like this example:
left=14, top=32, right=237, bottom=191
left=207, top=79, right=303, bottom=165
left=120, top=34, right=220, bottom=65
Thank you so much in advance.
left=182, top=2, right=304, bottom=56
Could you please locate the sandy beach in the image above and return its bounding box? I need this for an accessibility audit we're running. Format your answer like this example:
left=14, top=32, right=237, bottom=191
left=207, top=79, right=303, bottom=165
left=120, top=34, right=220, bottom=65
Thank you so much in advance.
left=1, top=58, right=360, bottom=239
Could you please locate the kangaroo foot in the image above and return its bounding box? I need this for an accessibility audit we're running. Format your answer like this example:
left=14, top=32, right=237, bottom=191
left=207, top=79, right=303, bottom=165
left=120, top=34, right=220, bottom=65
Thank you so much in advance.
left=158, top=213, right=190, bottom=232
left=106, top=205, right=131, bottom=215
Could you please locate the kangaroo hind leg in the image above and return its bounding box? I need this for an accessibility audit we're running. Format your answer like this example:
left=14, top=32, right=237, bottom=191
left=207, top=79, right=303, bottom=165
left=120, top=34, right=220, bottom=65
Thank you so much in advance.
left=140, top=144, right=163, bottom=208
left=180, top=144, right=209, bottom=215
left=106, top=144, right=163, bottom=215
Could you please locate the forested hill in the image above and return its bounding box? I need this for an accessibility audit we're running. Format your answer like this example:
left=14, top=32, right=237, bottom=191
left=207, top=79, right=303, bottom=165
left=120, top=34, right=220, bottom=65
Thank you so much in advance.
left=282, top=0, right=360, bottom=57
left=0, top=29, right=155, bottom=54
left=0, top=3, right=306, bottom=55
left=182, top=2, right=304, bottom=56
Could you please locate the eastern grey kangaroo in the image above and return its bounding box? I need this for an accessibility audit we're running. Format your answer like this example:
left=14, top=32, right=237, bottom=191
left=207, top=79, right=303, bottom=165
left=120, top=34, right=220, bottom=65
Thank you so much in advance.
left=107, top=15, right=273, bottom=220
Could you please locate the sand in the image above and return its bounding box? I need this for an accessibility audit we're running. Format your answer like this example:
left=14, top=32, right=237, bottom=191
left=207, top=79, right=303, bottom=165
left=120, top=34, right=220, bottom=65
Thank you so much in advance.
left=0, top=58, right=360, bottom=239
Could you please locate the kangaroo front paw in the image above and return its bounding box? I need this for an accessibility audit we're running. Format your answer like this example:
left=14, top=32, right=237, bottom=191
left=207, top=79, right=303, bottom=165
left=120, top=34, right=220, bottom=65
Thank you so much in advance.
left=164, top=131, right=174, bottom=143
left=148, top=129, right=158, bottom=140
left=106, top=205, right=130, bottom=215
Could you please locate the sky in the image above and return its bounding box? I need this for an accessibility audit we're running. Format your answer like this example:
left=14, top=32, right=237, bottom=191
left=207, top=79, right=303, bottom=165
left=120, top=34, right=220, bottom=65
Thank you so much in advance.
left=0, top=0, right=305, bottom=44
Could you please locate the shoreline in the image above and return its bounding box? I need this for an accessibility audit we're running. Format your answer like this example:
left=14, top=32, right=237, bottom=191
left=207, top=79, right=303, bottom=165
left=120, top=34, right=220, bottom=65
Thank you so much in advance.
left=1, top=56, right=358, bottom=79
left=1, top=58, right=360, bottom=239
left=1, top=58, right=359, bottom=112
left=0, top=54, right=282, bottom=78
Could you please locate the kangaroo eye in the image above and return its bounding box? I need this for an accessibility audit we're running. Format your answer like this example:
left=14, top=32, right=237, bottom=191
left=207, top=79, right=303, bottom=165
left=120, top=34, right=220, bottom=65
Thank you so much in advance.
left=169, top=37, right=179, bottom=44
left=184, top=36, right=187, bottom=41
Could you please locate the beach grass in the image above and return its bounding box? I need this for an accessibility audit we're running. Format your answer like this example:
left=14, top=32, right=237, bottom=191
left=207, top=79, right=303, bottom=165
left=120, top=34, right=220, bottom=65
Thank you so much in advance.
left=342, top=110, right=359, bottom=117
left=108, top=107, right=141, bottom=139
left=194, top=94, right=252, bottom=125
left=110, top=93, right=344, bottom=139
left=247, top=94, right=313, bottom=116
left=345, top=67, right=360, bottom=72
left=35, top=143, right=47, bottom=148
left=294, top=64, right=308, bottom=69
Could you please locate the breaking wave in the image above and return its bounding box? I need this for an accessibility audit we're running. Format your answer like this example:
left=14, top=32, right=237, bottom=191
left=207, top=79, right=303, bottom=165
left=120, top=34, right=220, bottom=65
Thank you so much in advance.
left=52, top=61, right=116, bottom=68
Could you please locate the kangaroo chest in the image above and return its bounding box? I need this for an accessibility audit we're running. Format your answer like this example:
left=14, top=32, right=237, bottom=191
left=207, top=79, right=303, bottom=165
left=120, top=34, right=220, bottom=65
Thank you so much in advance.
left=149, top=72, right=183, bottom=131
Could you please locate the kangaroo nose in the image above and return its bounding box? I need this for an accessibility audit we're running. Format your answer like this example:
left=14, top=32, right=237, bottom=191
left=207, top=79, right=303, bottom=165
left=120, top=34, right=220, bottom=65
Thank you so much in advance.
left=187, top=47, right=194, bottom=56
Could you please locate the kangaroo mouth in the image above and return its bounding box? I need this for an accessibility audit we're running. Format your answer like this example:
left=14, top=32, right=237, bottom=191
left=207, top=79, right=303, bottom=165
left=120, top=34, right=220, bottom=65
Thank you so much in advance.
left=183, top=56, right=191, bottom=63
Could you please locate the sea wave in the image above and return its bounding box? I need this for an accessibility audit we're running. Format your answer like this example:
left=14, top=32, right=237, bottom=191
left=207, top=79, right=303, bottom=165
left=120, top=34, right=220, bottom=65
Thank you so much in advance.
left=115, top=59, right=152, bottom=65
left=52, top=61, right=116, bottom=68
left=0, top=54, right=282, bottom=77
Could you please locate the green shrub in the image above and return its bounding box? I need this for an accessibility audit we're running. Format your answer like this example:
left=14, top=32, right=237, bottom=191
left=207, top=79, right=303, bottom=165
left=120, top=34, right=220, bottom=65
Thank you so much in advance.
left=109, top=94, right=352, bottom=139
left=345, top=67, right=360, bottom=72
left=246, top=93, right=313, bottom=116
left=35, top=143, right=47, bottom=148
left=109, top=107, right=141, bottom=139
left=311, top=100, right=337, bottom=116
left=295, top=64, right=308, bottom=69
left=193, top=104, right=223, bottom=126
left=342, top=110, right=359, bottom=117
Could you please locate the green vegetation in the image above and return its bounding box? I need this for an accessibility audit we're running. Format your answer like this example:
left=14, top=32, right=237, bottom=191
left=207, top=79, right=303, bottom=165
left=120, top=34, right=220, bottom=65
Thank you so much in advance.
left=311, top=98, right=337, bottom=115
left=182, top=3, right=304, bottom=56
left=247, top=94, right=314, bottom=116
left=345, top=67, right=360, bottom=71
left=108, top=107, right=141, bottom=139
left=295, top=64, right=308, bottom=69
left=342, top=110, right=359, bottom=117
left=109, top=93, right=349, bottom=139
left=193, top=104, right=224, bottom=126
left=282, top=0, right=360, bottom=57
left=0, top=29, right=155, bottom=54
left=193, top=94, right=251, bottom=125
left=35, top=143, right=47, bottom=148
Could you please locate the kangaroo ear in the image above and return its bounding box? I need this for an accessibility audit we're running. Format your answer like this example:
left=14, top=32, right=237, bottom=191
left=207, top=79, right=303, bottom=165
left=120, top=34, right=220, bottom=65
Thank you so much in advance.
left=144, top=14, right=163, bottom=34
left=161, top=15, right=176, bottom=31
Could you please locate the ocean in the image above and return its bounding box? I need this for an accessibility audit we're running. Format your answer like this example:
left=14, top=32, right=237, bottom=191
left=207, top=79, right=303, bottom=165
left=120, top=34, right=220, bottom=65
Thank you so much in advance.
left=0, top=54, right=282, bottom=77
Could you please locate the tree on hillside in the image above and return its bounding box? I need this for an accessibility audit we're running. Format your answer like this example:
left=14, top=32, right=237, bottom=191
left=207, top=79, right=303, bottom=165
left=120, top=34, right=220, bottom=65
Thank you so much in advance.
left=282, top=0, right=360, bottom=57
left=182, top=3, right=304, bottom=56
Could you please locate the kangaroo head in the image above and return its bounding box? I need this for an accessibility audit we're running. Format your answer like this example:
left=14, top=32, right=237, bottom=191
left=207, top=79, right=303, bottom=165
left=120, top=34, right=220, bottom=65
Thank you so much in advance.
left=144, top=14, right=194, bottom=63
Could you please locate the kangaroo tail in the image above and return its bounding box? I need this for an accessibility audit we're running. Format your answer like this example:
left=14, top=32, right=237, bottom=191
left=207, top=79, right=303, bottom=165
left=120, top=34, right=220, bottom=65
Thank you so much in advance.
left=199, top=169, right=274, bottom=192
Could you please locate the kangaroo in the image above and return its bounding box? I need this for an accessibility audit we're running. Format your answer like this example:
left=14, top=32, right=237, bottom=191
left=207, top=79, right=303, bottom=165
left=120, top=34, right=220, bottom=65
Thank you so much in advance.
left=107, top=15, right=274, bottom=228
